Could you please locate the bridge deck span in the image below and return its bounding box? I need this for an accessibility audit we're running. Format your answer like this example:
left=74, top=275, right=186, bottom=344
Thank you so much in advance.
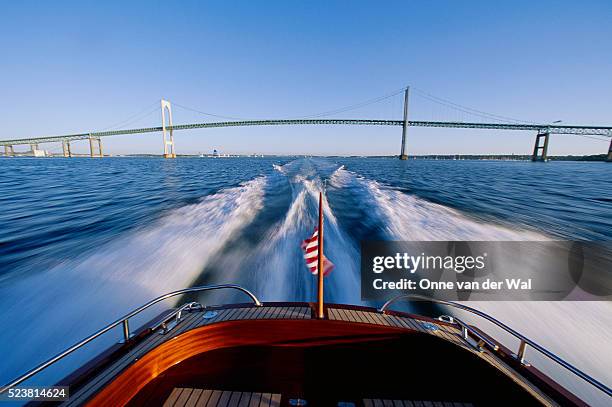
left=1, top=119, right=611, bottom=146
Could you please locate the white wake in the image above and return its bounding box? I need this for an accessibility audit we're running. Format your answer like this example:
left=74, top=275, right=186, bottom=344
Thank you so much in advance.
left=0, top=177, right=266, bottom=384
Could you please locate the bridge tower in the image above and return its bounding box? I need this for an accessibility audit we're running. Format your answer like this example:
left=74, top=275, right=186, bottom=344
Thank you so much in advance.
left=531, top=130, right=550, bottom=162
left=88, top=135, right=103, bottom=157
left=399, top=87, right=410, bottom=160
left=4, top=145, right=14, bottom=157
left=62, top=140, right=72, bottom=157
left=161, top=99, right=176, bottom=158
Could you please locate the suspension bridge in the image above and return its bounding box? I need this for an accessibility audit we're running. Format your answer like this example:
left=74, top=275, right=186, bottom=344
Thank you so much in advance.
left=1, top=88, right=611, bottom=161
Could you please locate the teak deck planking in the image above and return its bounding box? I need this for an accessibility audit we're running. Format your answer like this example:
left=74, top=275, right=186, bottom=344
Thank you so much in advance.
left=61, top=304, right=557, bottom=407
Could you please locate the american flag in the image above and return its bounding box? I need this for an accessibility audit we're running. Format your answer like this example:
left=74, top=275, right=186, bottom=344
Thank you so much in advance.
left=301, top=228, right=334, bottom=276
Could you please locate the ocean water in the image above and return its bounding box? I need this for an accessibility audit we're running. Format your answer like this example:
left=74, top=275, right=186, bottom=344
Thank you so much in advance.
left=0, top=157, right=610, bottom=405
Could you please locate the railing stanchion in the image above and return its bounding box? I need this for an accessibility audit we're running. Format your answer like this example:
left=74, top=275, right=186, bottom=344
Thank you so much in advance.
left=122, top=320, right=130, bottom=343
left=517, top=340, right=528, bottom=365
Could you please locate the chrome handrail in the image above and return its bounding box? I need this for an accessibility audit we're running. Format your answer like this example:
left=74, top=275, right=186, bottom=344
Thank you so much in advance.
left=379, top=294, right=611, bottom=397
left=0, top=284, right=261, bottom=393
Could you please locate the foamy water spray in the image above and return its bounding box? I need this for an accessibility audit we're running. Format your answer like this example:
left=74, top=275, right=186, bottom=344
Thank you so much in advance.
left=0, top=177, right=267, bottom=383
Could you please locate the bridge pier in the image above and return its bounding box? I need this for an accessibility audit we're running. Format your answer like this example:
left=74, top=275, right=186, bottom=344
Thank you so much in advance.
left=30, top=143, right=48, bottom=157
left=161, top=99, right=176, bottom=158
left=62, top=140, right=72, bottom=158
left=607, top=138, right=612, bottom=162
left=399, top=87, right=410, bottom=160
left=4, top=145, right=14, bottom=157
left=531, top=131, right=550, bottom=162
left=89, top=135, right=103, bottom=157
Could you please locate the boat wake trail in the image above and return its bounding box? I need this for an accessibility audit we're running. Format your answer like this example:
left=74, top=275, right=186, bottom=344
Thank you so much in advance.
left=197, top=159, right=360, bottom=304
left=0, top=177, right=267, bottom=383
left=251, top=174, right=360, bottom=304
left=329, top=166, right=545, bottom=241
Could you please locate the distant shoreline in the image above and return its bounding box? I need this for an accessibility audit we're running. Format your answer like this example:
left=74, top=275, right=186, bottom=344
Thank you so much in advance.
left=113, top=153, right=612, bottom=161
left=2, top=154, right=609, bottom=162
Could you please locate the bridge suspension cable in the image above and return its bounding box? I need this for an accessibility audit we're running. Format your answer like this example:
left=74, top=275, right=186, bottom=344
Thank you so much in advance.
left=412, top=87, right=536, bottom=124
left=172, top=102, right=244, bottom=121
left=99, top=101, right=160, bottom=131
left=295, top=86, right=408, bottom=119
left=173, top=88, right=408, bottom=121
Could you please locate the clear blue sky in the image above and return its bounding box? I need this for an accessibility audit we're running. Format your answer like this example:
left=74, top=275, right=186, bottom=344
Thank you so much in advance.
left=1, top=0, right=611, bottom=155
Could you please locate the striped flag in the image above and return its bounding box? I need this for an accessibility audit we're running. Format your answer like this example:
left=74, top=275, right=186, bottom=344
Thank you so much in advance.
left=301, top=228, right=334, bottom=276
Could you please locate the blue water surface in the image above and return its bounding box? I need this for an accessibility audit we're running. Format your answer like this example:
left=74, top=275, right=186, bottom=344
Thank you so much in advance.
left=0, top=156, right=610, bottom=404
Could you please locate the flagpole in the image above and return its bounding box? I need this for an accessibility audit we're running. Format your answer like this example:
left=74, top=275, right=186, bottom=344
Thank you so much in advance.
left=317, top=191, right=325, bottom=319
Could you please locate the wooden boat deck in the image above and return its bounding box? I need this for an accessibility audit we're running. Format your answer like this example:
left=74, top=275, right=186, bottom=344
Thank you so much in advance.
left=161, top=388, right=476, bottom=407
left=163, top=388, right=281, bottom=407
left=61, top=303, right=559, bottom=407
